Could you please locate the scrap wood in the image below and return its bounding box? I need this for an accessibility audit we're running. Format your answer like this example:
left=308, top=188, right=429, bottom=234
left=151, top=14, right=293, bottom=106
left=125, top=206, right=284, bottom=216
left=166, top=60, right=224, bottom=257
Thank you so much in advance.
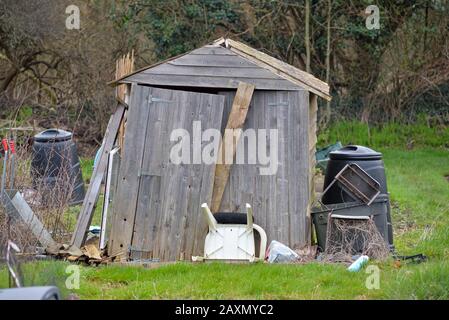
left=115, top=51, right=134, bottom=155
left=2, top=190, right=57, bottom=249
left=46, top=243, right=83, bottom=257
left=294, top=245, right=318, bottom=263
left=67, top=255, right=79, bottom=262
left=115, top=50, right=134, bottom=102
left=46, top=241, right=106, bottom=265
left=83, top=244, right=102, bottom=260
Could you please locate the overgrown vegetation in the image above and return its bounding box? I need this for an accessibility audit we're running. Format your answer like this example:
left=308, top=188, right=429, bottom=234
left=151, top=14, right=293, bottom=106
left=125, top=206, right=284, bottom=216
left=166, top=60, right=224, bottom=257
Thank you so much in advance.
left=1, top=1, right=448, bottom=147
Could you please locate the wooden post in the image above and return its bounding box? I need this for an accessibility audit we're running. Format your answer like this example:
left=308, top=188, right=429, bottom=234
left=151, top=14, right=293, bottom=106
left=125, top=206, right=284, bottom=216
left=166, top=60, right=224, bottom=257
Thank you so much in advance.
left=211, top=82, right=255, bottom=213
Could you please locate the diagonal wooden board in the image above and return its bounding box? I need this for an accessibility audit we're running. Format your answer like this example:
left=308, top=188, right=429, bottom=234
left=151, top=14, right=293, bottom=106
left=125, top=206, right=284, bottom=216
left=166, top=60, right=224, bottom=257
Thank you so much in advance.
left=71, top=104, right=126, bottom=248
left=211, top=82, right=255, bottom=213
left=2, top=190, right=57, bottom=249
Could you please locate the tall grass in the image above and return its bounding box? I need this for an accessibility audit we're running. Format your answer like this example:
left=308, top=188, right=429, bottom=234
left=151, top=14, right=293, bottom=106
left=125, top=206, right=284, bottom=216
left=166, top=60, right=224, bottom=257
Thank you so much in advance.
left=318, top=119, right=449, bottom=149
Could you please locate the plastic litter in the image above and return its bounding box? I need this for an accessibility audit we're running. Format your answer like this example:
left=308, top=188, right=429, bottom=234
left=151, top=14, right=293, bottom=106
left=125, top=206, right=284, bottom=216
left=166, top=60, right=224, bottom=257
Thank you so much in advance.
left=266, top=240, right=299, bottom=263
left=347, top=255, right=369, bottom=272
left=315, top=141, right=342, bottom=172
left=89, top=225, right=101, bottom=235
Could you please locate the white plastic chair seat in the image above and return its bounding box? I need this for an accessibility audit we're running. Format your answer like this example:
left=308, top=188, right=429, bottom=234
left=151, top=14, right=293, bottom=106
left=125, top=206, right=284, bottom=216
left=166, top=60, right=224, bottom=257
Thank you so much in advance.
left=198, top=203, right=267, bottom=262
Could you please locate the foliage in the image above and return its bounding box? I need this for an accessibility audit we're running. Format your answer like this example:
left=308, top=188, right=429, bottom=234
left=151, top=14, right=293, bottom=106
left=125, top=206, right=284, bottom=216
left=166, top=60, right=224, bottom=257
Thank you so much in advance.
left=1, top=1, right=448, bottom=142
left=110, top=0, right=449, bottom=124
left=110, top=0, right=243, bottom=59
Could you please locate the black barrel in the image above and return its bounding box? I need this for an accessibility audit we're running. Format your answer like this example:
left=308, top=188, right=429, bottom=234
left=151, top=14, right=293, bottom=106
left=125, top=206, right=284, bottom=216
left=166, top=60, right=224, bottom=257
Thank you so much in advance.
left=322, top=145, right=394, bottom=248
left=31, top=129, right=85, bottom=206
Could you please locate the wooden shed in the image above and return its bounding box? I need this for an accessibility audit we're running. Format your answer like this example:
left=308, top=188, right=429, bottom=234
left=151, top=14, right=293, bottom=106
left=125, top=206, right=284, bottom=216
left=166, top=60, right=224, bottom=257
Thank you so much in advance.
left=107, top=38, right=330, bottom=261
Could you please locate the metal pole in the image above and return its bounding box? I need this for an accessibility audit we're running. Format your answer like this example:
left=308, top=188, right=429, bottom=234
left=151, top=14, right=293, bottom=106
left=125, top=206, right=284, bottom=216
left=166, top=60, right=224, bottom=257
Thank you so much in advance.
left=1, top=138, right=9, bottom=196
left=9, top=139, right=15, bottom=190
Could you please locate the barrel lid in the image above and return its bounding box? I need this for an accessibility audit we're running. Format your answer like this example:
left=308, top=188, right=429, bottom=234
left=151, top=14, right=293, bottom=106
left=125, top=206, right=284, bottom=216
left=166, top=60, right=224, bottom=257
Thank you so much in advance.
left=329, top=145, right=382, bottom=160
left=34, top=129, right=72, bottom=142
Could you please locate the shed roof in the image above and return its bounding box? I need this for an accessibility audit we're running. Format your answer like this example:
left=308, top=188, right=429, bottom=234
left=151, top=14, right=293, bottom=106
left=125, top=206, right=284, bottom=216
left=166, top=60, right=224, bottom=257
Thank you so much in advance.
left=112, top=38, right=331, bottom=101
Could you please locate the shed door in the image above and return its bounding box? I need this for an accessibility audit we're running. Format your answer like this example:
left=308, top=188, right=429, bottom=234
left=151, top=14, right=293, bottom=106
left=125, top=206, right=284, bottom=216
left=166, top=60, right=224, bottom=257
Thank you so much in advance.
left=109, top=85, right=225, bottom=260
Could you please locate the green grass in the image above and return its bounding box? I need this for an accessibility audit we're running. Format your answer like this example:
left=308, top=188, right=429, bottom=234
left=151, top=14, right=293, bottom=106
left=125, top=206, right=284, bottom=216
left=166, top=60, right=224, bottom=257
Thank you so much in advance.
left=1, top=122, right=449, bottom=299
left=319, top=120, right=449, bottom=149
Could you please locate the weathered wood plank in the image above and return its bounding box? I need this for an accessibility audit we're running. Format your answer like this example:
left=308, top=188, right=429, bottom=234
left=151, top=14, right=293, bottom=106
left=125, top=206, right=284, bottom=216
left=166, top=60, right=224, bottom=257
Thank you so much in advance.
left=211, top=82, right=255, bottom=213
left=216, top=90, right=310, bottom=249
left=183, top=92, right=208, bottom=256
left=226, top=39, right=331, bottom=101
left=289, top=90, right=310, bottom=247
left=146, top=64, right=283, bottom=80
left=190, top=46, right=237, bottom=56
left=71, top=103, right=125, bottom=248
left=274, top=91, right=288, bottom=245
left=126, top=73, right=300, bottom=91
left=170, top=53, right=258, bottom=67
left=5, top=190, right=56, bottom=249
left=108, top=86, right=151, bottom=258
left=192, top=93, right=225, bottom=256
left=151, top=88, right=178, bottom=260
left=307, top=93, right=318, bottom=242
left=123, top=87, right=225, bottom=261
left=131, top=87, right=173, bottom=257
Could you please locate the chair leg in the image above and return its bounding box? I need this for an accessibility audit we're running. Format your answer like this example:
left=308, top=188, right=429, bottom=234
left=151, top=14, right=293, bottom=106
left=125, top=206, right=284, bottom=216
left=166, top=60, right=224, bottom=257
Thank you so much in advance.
left=253, top=224, right=267, bottom=261
left=201, top=203, right=217, bottom=231
left=245, top=203, right=253, bottom=230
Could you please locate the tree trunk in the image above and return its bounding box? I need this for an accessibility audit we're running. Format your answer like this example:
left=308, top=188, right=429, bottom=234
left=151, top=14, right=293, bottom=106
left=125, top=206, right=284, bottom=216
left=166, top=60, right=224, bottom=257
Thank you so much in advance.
left=324, top=0, right=332, bottom=125
left=305, top=0, right=311, bottom=73
left=1, top=67, right=18, bottom=92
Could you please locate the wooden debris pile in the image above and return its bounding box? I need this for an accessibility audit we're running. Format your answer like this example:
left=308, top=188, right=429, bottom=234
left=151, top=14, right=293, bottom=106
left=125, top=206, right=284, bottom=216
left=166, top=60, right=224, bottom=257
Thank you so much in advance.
left=46, top=236, right=110, bottom=265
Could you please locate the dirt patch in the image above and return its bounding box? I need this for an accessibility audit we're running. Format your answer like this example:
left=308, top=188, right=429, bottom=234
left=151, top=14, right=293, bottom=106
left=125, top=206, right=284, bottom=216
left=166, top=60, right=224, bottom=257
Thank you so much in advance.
left=445, top=175, right=449, bottom=182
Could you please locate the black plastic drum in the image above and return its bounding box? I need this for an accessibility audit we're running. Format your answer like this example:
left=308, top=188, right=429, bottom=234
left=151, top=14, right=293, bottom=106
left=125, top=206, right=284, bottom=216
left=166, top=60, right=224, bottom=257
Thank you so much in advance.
left=31, top=129, right=85, bottom=206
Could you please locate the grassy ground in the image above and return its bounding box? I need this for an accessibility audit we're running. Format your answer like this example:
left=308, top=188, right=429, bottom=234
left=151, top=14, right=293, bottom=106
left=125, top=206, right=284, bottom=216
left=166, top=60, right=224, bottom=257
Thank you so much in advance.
left=1, top=122, right=448, bottom=299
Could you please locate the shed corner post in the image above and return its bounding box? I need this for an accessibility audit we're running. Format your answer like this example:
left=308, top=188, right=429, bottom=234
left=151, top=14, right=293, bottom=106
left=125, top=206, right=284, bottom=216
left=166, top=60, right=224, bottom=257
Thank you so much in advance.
left=308, top=93, right=318, bottom=245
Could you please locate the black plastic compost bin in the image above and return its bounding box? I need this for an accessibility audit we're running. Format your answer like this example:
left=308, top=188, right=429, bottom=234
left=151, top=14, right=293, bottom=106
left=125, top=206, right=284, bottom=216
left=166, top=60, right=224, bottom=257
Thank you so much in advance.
left=31, top=129, right=85, bottom=206
left=321, top=145, right=394, bottom=248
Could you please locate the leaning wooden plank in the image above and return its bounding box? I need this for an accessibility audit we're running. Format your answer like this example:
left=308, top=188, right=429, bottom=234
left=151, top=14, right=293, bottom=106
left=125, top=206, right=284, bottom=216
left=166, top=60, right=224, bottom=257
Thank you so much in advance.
left=71, top=104, right=125, bottom=248
left=4, top=190, right=56, bottom=249
left=211, top=82, right=255, bottom=213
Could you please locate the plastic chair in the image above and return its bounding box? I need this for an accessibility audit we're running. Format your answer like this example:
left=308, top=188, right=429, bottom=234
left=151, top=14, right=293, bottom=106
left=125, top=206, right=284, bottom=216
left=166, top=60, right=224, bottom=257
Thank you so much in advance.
left=193, top=203, right=267, bottom=262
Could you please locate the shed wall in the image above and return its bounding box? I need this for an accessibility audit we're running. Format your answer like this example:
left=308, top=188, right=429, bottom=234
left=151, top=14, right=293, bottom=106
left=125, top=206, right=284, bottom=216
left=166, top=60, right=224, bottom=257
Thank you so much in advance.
left=109, top=85, right=312, bottom=260
left=217, top=90, right=310, bottom=249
